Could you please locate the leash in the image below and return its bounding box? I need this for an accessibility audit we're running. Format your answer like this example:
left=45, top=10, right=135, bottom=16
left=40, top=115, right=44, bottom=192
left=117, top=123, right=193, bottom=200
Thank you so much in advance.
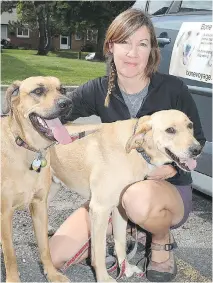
left=60, top=217, right=145, bottom=279
left=60, top=217, right=113, bottom=273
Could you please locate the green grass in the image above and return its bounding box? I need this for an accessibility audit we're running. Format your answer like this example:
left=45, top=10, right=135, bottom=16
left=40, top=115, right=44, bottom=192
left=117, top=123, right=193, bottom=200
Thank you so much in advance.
left=1, top=49, right=106, bottom=85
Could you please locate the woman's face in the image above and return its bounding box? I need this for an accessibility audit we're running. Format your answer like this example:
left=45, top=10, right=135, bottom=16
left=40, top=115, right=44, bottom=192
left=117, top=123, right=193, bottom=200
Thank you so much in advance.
left=109, top=26, right=151, bottom=79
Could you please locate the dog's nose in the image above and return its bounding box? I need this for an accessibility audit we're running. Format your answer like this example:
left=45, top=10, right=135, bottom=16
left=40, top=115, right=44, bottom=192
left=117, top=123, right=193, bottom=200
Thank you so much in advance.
left=189, top=144, right=202, bottom=157
left=57, top=97, right=72, bottom=109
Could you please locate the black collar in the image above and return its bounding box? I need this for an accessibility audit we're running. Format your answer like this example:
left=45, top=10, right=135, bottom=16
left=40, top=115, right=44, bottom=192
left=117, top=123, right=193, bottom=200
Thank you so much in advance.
left=133, top=119, right=152, bottom=165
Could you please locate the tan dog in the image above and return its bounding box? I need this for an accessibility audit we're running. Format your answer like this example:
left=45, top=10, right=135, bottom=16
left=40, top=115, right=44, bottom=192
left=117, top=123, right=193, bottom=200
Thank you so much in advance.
left=1, top=76, right=74, bottom=282
left=49, top=110, right=202, bottom=282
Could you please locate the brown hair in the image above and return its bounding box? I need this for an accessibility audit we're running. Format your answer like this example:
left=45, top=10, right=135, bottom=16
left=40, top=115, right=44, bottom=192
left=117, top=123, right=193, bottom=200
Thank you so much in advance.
left=103, top=8, right=160, bottom=106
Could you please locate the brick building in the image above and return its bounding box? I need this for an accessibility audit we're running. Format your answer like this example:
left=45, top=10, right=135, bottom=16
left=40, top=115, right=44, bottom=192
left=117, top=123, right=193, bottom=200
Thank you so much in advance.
left=1, top=10, right=97, bottom=51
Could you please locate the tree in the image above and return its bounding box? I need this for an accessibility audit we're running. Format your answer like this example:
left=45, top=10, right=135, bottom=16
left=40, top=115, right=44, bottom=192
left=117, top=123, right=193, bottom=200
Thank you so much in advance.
left=5, top=1, right=135, bottom=57
left=16, top=1, right=57, bottom=55
left=86, top=1, right=136, bottom=60
left=33, top=1, right=52, bottom=55
left=54, top=1, right=135, bottom=60
left=1, top=1, right=18, bottom=13
left=15, top=1, right=76, bottom=55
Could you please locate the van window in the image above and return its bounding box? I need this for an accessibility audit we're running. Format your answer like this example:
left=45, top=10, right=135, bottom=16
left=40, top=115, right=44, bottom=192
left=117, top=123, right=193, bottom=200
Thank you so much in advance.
left=133, top=0, right=147, bottom=11
left=178, top=1, right=212, bottom=13
left=148, top=1, right=173, bottom=15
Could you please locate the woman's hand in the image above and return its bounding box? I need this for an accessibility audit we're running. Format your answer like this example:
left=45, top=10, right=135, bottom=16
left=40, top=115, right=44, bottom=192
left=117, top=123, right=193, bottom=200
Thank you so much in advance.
left=146, top=165, right=177, bottom=180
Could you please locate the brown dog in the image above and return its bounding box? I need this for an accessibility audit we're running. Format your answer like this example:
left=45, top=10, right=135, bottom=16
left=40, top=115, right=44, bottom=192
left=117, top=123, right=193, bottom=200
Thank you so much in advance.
left=1, top=76, right=73, bottom=282
left=49, top=109, right=202, bottom=282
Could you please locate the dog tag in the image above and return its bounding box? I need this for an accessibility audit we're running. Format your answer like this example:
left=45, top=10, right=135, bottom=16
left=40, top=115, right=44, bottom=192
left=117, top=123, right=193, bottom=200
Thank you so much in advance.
left=37, top=151, right=47, bottom=168
left=32, top=158, right=41, bottom=171
left=40, top=157, right=47, bottom=167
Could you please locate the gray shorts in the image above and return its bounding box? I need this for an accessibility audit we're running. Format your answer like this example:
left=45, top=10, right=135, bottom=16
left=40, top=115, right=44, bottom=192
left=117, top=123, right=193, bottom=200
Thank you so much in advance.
left=170, top=185, right=193, bottom=229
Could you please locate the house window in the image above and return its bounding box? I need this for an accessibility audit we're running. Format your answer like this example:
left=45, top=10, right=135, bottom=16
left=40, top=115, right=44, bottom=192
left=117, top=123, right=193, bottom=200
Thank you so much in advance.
left=61, top=37, right=68, bottom=45
left=75, top=32, right=82, bottom=40
left=17, top=27, right=29, bottom=38
left=86, top=29, right=97, bottom=42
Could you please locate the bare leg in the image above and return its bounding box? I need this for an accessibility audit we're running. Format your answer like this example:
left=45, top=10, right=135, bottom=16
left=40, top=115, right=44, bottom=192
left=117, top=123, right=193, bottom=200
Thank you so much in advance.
left=49, top=202, right=113, bottom=269
left=50, top=179, right=184, bottom=275
left=122, top=180, right=184, bottom=263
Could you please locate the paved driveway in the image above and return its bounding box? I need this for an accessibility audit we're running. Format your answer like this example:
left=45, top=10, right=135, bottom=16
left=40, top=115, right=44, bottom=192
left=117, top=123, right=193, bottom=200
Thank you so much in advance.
left=0, top=186, right=212, bottom=282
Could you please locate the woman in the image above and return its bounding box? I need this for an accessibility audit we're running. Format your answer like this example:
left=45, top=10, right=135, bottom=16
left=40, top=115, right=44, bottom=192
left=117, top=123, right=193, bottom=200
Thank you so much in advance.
left=49, top=8, right=205, bottom=282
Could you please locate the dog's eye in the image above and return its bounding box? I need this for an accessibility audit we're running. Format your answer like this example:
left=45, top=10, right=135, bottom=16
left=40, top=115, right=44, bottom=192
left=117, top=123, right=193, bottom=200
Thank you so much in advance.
left=188, top=123, right=193, bottom=129
left=32, top=87, right=44, bottom=96
left=166, top=127, right=176, bottom=134
left=60, top=87, right=66, bottom=95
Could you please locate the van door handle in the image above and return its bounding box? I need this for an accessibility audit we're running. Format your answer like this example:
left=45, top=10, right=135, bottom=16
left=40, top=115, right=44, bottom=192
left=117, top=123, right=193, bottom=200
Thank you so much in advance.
left=187, top=85, right=212, bottom=97
left=157, top=37, right=171, bottom=46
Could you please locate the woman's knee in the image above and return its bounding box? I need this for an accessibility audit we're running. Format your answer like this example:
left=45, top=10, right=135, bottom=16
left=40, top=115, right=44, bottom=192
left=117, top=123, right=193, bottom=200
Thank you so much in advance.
left=49, top=235, right=78, bottom=269
left=122, top=180, right=160, bottom=224
left=49, top=236, right=65, bottom=269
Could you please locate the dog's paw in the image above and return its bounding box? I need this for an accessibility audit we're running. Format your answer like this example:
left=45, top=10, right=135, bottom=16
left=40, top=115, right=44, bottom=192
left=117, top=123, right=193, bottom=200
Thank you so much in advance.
left=124, top=262, right=144, bottom=278
left=46, top=271, right=70, bottom=282
left=103, top=276, right=116, bottom=282
left=97, top=274, right=116, bottom=282
left=6, top=275, right=21, bottom=282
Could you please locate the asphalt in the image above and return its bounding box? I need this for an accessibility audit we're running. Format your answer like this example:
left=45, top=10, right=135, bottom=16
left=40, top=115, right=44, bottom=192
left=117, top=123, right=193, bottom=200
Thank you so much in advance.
left=0, top=186, right=212, bottom=282
left=1, top=115, right=212, bottom=282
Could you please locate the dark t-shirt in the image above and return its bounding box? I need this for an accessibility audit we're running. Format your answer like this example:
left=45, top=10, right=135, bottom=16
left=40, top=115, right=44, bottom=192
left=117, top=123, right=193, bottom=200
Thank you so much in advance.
left=62, top=72, right=206, bottom=186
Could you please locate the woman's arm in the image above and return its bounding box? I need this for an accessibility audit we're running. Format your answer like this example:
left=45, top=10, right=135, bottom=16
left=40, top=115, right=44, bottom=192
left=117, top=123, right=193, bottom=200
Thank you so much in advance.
left=146, top=164, right=177, bottom=180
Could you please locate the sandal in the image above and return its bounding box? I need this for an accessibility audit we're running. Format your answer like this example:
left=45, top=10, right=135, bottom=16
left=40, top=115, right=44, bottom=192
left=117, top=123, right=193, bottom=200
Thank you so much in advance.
left=127, top=224, right=147, bottom=254
left=145, top=232, right=178, bottom=282
left=106, top=223, right=147, bottom=258
left=104, top=225, right=147, bottom=279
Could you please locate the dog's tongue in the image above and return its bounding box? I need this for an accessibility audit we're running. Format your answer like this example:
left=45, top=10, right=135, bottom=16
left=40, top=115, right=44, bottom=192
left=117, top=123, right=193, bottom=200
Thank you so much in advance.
left=184, top=158, right=197, bottom=171
left=45, top=118, right=72, bottom=144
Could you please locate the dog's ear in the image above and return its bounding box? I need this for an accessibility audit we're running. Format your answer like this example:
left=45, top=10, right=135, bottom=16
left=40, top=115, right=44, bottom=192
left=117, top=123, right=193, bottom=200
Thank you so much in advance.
left=126, top=116, right=152, bottom=153
left=3, top=80, right=21, bottom=114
